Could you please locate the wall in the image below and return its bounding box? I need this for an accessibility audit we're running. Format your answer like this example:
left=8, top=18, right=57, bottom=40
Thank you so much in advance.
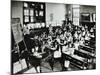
left=11, top=1, right=69, bottom=27
left=11, top=1, right=23, bottom=26
left=66, top=4, right=73, bottom=21
left=80, top=5, right=96, bottom=14
left=46, top=3, right=67, bottom=26
left=11, top=1, right=96, bottom=26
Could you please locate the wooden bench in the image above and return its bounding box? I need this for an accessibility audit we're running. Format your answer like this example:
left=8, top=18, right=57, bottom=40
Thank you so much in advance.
left=63, top=52, right=88, bottom=70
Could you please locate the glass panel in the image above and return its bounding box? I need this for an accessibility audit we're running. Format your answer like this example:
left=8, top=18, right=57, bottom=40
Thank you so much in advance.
left=73, top=9, right=79, bottom=17
left=32, top=3, right=35, bottom=6
left=35, top=10, right=38, bottom=16
left=30, top=17, right=34, bottom=22
left=39, top=11, right=43, bottom=16
left=41, top=23, right=45, bottom=27
left=73, top=18, right=79, bottom=25
left=30, top=9, right=34, bottom=16
left=24, top=3, right=28, bottom=7
left=24, top=9, right=29, bottom=16
left=24, top=16, right=29, bottom=22
left=41, top=4, right=44, bottom=9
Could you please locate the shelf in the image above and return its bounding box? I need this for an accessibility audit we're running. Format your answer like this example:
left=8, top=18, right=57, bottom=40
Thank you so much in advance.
left=80, top=21, right=96, bottom=23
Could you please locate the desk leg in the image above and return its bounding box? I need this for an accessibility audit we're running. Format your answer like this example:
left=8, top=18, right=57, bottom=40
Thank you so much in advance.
left=49, top=58, right=54, bottom=71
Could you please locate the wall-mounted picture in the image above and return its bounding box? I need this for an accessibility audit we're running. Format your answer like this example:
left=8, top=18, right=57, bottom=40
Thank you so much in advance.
left=11, top=0, right=96, bottom=75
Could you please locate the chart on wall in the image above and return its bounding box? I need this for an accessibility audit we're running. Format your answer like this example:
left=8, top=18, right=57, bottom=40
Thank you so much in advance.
left=11, top=18, right=23, bottom=43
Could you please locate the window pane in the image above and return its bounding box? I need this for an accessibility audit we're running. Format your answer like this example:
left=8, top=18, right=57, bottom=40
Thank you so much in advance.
left=32, top=3, right=35, bottom=6
left=73, top=9, right=79, bottom=17
left=39, top=11, right=43, bottom=16
left=41, top=23, right=45, bottom=27
left=30, top=17, right=34, bottom=22
left=24, top=3, right=28, bottom=7
left=24, top=9, right=29, bottom=16
left=30, top=9, right=34, bottom=16
left=41, top=4, right=44, bottom=9
left=73, top=18, right=79, bottom=25
left=24, top=16, right=29, bottom=22
left=35, top=10, right=38, bottom=16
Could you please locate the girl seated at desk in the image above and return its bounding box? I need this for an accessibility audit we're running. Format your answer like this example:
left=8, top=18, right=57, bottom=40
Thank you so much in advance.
left=74, top=40, right=80, bottom=51
left=62, top=43, right=75, bottom=71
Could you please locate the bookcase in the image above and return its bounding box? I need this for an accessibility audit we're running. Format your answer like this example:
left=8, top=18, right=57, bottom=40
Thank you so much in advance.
left=80, top=13, right=96, bottom=26
left=23, top=2, right=45, bottom=23
left=23, top=2, right=46, bottom=28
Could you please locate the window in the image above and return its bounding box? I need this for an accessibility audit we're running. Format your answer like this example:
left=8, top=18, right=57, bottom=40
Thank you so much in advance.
left=72, top=5, right=80, bottom=26
left=23, top=2, right=45, bottom=24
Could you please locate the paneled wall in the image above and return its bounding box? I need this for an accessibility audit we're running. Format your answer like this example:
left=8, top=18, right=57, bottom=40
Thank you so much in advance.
left=80, top=5, right=96, bottom=14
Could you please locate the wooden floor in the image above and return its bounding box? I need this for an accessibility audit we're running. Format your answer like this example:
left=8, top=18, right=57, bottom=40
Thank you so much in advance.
left=22, top=61, right=80, bottom=74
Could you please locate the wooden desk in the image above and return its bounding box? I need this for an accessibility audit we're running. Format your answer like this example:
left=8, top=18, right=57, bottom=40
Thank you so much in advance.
left=63, top=52, right=88, bottom=70
left=74, top=49, right=95, bottom=59
left=80, top=45, right=95, bottom=53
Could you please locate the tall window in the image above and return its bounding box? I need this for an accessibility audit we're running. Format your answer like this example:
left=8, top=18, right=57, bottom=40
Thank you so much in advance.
left=72, top=5, right=80, bottom=26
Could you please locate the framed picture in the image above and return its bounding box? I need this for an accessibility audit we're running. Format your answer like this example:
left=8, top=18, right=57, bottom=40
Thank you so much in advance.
left=11, top=0, right=96, bottom=75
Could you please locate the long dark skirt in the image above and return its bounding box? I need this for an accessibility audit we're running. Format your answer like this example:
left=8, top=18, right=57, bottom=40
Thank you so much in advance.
left=29, top=55, right=41, bottom=67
